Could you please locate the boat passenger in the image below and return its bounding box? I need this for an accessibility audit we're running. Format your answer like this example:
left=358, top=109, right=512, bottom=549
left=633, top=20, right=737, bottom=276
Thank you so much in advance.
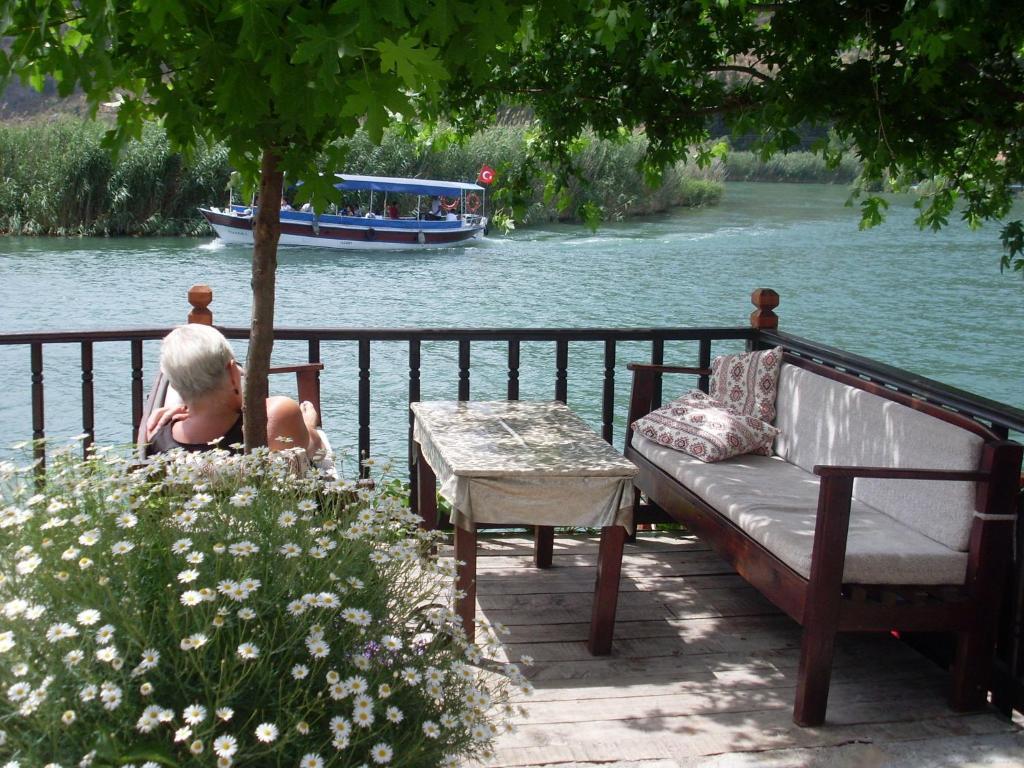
left=387, top=202, right=400, bottom=219
left=280, top=195, right=293, bottom=211
left=426, top=196, right=444, bottom=220
left=144, top=324, right=324, bottom=460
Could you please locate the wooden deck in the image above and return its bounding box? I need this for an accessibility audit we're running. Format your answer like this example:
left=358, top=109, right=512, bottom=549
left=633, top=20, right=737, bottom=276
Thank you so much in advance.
left=458, top=532, right=1024, bottom=767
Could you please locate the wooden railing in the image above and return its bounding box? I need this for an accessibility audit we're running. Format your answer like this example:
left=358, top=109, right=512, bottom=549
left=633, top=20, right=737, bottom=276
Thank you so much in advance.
left=0, top=286, right=1022, bottom=718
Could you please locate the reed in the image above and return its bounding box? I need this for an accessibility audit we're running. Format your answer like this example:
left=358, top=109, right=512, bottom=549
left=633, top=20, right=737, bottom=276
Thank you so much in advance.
left=723, top=150, right=861, bottom=183
left=0, top=118, right=230, bottom=236
left=0, top=118, right=723, bottom=236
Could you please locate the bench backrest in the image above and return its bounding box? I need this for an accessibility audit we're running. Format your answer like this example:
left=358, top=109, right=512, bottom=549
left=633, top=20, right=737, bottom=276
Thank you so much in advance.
left=773, top=361, right=987, bottom=552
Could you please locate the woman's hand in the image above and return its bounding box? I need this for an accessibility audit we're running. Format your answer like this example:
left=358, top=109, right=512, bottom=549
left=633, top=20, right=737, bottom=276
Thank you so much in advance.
left=146, top=404, right=188, bottom=440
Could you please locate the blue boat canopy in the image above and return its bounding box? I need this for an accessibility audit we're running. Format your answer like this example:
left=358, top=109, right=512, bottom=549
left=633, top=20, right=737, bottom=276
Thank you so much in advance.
left=333, top=173, right=483, bottom=196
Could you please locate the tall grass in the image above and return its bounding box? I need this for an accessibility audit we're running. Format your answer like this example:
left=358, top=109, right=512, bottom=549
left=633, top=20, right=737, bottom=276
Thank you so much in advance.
left=723, top=150, right=860, bottom=183
left=0, top=118, right=230, bottom=236
left=335, top=126, right=722, bottom=224
left=0, top=118, right=723, bottom=236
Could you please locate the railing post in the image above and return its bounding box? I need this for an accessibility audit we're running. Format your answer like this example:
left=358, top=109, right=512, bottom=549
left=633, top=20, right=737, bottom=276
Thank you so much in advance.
left=651, top=338, right=664, bottom=408
left=458, top=339, right=470, bottom=401
left=131, top=340, right=144, bottom=443
left=408, top=339, right=421, bottom=514
left=507, top=339, right=520, bottom=401
left=602, top=339, right=615, bottom=444
left=81, top=341, right=94, bottom=457
left=31, top=342, right=44, bottom=474
left=555, top=339, right=568, bottom=403
left=188, top=284, right=214, bottom=325
left=698, top=338, right=711, bottom=393
left=358, top=339, right=370, bottom=478
left=750, top=288, right=780, bottom=332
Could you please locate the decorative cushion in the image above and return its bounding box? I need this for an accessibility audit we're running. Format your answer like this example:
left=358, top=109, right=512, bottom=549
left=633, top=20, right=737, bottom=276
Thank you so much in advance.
left=709, top=346, right=783, bottom=423
left=631, top=390, right=780, bottom=463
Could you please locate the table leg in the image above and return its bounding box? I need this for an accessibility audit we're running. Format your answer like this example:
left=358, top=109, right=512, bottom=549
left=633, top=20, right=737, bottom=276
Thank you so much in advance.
left=415, top=444, right=438, bottom=530
left=588, top=525, right=626, bottom=656
left=534, top=525, right=554, bottom=568
left=455, top=524, right=477, bottom=644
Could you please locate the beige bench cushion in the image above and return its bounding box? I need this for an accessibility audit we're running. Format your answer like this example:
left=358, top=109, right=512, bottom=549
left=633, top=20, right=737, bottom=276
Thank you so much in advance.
left=632, top=434, right=968, bottom=585
left=773, top=364, right=983, bottom=552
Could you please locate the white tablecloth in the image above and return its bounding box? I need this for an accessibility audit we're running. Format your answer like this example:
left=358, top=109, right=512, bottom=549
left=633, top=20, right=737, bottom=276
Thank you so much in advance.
left=411, top=401, right=637, bottom=532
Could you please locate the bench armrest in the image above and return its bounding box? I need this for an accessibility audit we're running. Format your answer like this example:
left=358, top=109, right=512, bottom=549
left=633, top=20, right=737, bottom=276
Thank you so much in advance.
left=625, top=363, right=713, bottom=440
left=813, top=465, right=989, bottom=482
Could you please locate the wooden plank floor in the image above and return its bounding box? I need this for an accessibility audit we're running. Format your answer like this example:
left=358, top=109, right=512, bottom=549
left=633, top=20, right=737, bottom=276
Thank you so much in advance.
left=454, top=532, right=1024, bottom=768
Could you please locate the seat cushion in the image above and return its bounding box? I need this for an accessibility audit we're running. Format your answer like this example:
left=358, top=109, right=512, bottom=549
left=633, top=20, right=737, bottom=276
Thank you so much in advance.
left=773, top=363, right=984, bottom=552
left=632, top=434, right=967, bottom=585
left=709, top=346, right=784, bottom=423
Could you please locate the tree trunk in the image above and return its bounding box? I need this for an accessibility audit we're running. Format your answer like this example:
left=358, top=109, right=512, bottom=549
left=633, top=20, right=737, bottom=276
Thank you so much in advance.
left=244, top=147, right=283, bottom=451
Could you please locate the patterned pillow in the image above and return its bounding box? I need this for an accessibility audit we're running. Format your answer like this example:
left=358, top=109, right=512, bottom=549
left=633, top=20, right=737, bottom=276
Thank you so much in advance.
left=631, top=390, right=780, bottom=463
left=709, top=346, right=784, bottom=423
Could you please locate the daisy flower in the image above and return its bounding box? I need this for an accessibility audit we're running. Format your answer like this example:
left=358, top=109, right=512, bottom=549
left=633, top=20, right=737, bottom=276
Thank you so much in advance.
left=345, top=676, right=368, bottom=695
left=291, top=664, right=309, bottom=680
left=93, top=624, right=115, bottom=644
left=296, top=499, right=317, bottom=512
left=380, top=635, right=402, bottom=652
left=237, top=607, right=256, bottom=621
left=115, top=512, right=137, bottom=528
left=61, top=710, right=76, bottom=725
left=216, top=707, right=234, bottom=721
left=422, top=720, right=441, bottom=738
left=236, top=642, right=259, bottom=661
left=180, top=591, right=203, bottom=607
left=6, top=682, right=30, bottom=702
left=306, top=639, right=329, bottom=659
left=254, top=723, right=278, bottom=743
left=371, top=743, right=393, bottom=764
left=213, top=735, right=238, bottom=758
left=385, top=706, right=403, bottom=723
left=174, top=726, right=192, bottom=743
left=277, top=511, right=297, bottom=527
left=177, top=569, right=200, bottom=584
left=171, top=538, right=192, bottom=554
left=279, top=543, right=302, bottom=558
left=328, top=716, right=351, bottom=739
left=63, top=650, right=84, bottom=667
left=298, top=755, right=323, bottom=768
left=182, top=704, right=207, bottom=725
left=185, top=551, right=204, bottom=564
left=180, top=633, right=208, bottom=651
left=76, top=609, right=101, bottom=626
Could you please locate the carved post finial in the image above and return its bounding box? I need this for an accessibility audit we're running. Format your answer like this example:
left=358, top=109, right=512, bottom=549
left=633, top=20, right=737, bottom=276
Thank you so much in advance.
left=187, top=284, right=213, bottom=325
left=750, top=288, right=779, bottom=330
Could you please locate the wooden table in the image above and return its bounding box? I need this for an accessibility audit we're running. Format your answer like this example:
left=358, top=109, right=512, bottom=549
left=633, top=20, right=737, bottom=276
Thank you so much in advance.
left=411, top=400, right=637, bottom=655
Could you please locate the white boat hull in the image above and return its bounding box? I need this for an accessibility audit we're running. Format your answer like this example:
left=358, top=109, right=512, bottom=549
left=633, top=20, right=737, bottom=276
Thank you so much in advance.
left=202, top=208, right=487, bottom=251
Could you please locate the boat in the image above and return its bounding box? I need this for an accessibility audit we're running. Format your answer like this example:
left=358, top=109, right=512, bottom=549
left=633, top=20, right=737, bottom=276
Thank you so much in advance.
left=200, top=173, right=489, bottom=250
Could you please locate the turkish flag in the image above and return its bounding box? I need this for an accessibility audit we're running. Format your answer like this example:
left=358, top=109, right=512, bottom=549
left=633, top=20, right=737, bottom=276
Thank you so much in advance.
left=477, top=164, right=495, bottom=185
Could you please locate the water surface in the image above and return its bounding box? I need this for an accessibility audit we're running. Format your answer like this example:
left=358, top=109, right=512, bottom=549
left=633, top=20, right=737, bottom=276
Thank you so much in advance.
left=1, top=182, right=1020, bottom=465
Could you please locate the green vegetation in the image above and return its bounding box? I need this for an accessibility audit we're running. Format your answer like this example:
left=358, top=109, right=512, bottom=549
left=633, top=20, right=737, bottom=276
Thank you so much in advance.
left=0, top=118, right=230, bottom=236
left=724, top=151, right=860, bottom=185
left=0, top=118, right=721, bottom=236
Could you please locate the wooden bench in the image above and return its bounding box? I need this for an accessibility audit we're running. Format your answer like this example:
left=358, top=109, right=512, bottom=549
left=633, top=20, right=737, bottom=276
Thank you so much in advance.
left=625, top=343, right=1022, bottom=726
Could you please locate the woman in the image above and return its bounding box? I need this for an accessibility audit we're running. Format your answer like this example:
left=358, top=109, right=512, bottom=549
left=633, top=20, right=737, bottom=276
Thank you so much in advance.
left=145, top=324, right=324, bottom=459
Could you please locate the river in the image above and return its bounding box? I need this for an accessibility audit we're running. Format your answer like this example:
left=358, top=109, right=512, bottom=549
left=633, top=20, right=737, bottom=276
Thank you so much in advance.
left=1, top=182, right=1021, bottom=468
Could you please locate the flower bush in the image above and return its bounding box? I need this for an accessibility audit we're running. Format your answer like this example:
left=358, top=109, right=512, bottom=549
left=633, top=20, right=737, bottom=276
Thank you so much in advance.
left=0, top=444, right=530, bottom=766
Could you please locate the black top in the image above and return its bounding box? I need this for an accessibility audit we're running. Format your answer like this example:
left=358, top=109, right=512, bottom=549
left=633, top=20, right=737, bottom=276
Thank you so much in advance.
left=145, top=415, right=245, bottom=457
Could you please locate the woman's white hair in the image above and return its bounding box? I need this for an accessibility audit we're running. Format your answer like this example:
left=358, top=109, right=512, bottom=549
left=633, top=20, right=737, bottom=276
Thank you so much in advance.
left=160, top=324, right=236, bottom=402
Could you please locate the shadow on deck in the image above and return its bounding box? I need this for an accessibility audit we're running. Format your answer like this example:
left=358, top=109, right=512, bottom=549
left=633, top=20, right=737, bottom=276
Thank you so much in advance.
left=458, top=532, right=1024, bottom=768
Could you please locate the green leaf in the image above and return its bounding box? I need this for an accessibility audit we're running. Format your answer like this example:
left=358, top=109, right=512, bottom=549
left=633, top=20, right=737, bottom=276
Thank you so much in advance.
left=376, top=35, right=448, bottom=90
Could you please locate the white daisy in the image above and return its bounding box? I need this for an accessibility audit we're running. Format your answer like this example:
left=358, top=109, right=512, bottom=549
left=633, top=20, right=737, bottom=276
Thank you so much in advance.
left=45, top=623, right=79, bottom=643
left=371, top=743, right=393, bottom=764
left=94, top=625, right=115, bottom=644
left=422, top=720, right=440, bottom=738
left=328, top=716, right=351, bottom=738
left=254, top=722, right=278, bottom=743
left=216, top=707, right=234, bottom=721
left=213, top=735, right=237, bottom=758
left=180, top=591, right=203, bottom=607
left=279, top=543, right=302, bottom=558
left=306, top=639, right=329, bottom=659
left=61, top=709, right=76, bottom=725
left=291, top=664, right=309, bottom=680
left=110, top=540, right=134, bottom=555
left=6, top=682, right=31, bottom=702
left=177, top=569, right=200, bottom=584
left=171, top=538, right=193, bottom=554
left=182, top=704, right=207, bottom=725
left=236, top=643, right=259, bottom=661
left=296, top=499, right=317, bottom=512
left=298, top=754, right=323, bottom=768
left=237, top=607, right=256, bottom=621
left=385, top=706, right=403, bottom=723
left=115, top=512, right=137, bottom=529
left=277, top=511, right=297, bottom=527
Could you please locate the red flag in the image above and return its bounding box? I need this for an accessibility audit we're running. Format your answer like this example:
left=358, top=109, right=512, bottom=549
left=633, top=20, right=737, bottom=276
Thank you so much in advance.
left=476, top=164, right=495, bottom=185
